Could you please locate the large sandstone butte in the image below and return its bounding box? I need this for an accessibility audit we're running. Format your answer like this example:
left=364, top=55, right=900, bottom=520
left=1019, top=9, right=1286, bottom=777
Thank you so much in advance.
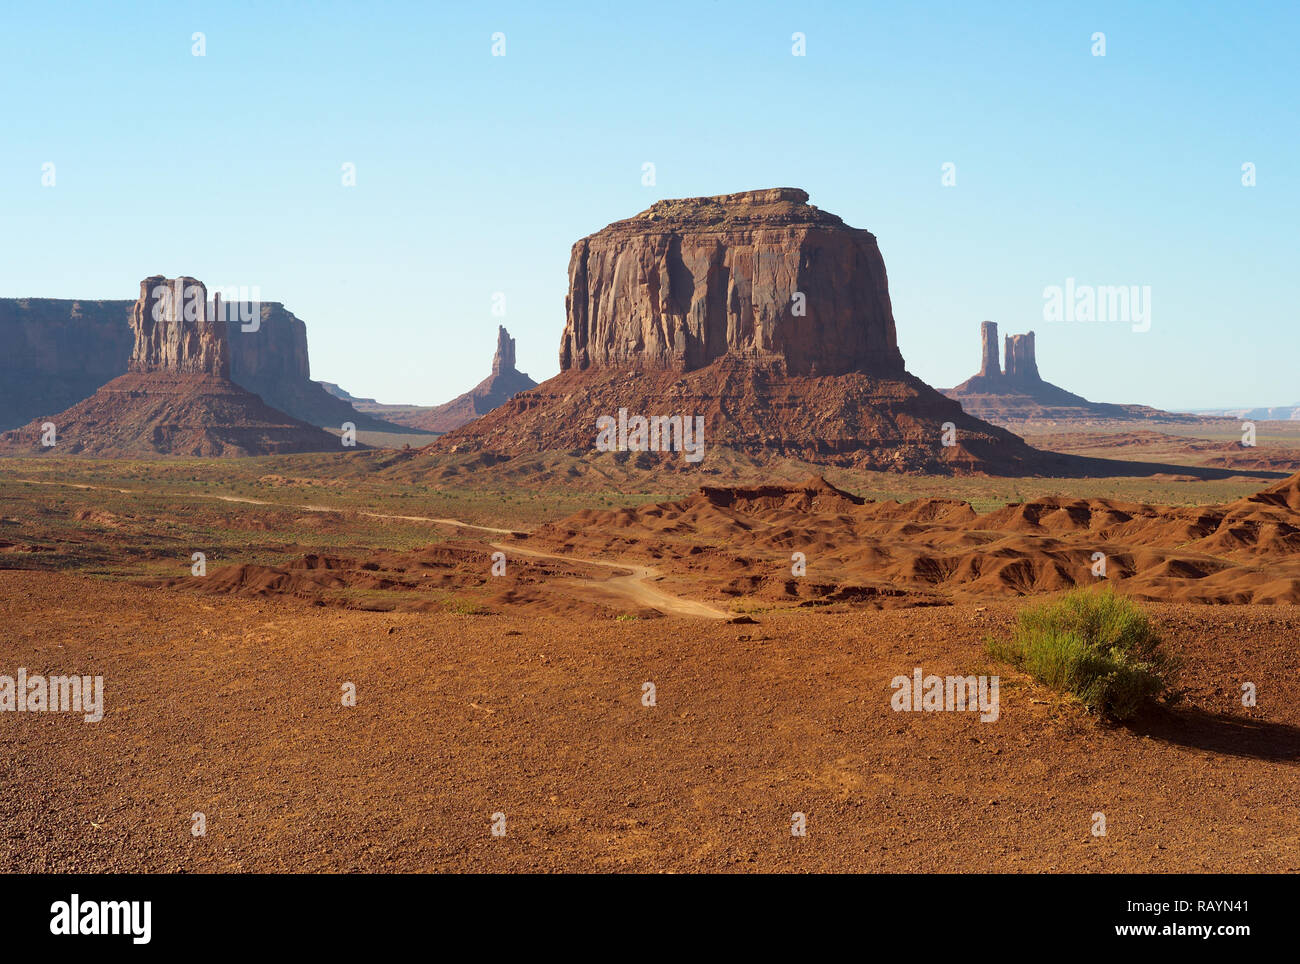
left=0, top=277, right=344, bottom=457
left=0, top=292, right=409, bottom=433
left=434, top=189, right=1058, bottom=474
left=944, top=320, right=1196, bottom=424
left=560, top=188, right=904, bottom=376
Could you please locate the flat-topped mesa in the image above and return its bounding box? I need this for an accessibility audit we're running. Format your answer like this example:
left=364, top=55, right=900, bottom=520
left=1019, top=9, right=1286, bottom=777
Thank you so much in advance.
left=978, top=320, right=1000, bottom=377
left=492, top=325, right=517, bottom=375
left=128, top=276, right=229, bottom=376
left=1004, top=331, right=1040, bottom=383
left=559, top=188, right=906, bottom=377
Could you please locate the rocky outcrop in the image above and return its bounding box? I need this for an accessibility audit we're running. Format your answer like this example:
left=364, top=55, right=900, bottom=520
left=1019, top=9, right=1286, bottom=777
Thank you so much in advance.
left=559, top=188, right=905, bottom=377
left=492, top=325, right=517, bottom=375
left=0, top=276, right=344, bottom=458
left=977, top=320, right=999, bottom=377
left=945, top=321, right=1195, bottom=423
left=1003, top=331, right=1039, bottom=383
left=435, top=190, right=1058, bottom=475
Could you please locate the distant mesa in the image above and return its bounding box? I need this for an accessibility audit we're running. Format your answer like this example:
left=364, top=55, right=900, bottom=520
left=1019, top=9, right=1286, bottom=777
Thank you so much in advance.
left=0, top=277, right=344, bottom=457
left=330, top=326, right=538, bottom=434
left=433, top=188, right=1061, bottom=474
left=0, top=289, right=416, bottom=435
left=944, top=320, right=1197, bottom=424
left=1188, top=403, right=1300, bottom=421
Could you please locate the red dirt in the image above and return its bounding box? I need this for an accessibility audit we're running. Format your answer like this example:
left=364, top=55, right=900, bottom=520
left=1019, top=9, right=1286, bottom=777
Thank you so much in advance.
left=2, top=569, right=1297, bottom=873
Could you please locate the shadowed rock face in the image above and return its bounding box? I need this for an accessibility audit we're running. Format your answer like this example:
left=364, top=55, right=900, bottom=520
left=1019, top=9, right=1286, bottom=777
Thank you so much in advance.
left=225, top=303, right=410, bottom=432
left=129, top=276, right=229, bottom=376
left=227, top=303, right=310, bottom=386
left=1003, top=331, right=1039, bottom=382
left=0, top=298, right=134, bottom=430
left=560, top=188, right=905, bottom=377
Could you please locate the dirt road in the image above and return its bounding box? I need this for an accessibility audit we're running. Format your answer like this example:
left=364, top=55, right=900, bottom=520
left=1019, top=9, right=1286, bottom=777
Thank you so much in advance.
left=13, top=477, right=725, bottom=619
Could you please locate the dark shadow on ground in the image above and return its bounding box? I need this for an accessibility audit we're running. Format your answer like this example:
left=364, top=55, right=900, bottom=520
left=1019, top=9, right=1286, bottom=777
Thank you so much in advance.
left=1125, top=705, right=1300, bottom=763
left=1035, top=452, right=1289, bottom=482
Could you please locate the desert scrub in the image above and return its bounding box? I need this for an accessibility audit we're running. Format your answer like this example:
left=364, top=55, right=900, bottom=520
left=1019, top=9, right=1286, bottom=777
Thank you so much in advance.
left=985, top=587, right=1180, bottom=720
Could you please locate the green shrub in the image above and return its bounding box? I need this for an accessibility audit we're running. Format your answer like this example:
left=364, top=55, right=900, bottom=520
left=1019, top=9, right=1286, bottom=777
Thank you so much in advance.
left=985, top=587, right=1180, bottom=720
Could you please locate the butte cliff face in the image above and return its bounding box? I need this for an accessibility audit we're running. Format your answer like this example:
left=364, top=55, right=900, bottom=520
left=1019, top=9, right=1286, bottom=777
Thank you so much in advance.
left=0, top=298, right=134, bottom=430
left=944, top=320, right=1193, bottom=423
left=434, top=190, right=1056, bottom=475
left=0, top=277, right=344, bottom=457
left=560, top=188, right=905, bottom=377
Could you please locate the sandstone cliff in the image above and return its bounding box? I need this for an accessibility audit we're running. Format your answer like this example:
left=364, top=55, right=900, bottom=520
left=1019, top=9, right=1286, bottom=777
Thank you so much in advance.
left=0, top=298, right=133, bottom=430
left=560, top=188, right=905, bottom=377
left=130, top=276, right=229, bottom=375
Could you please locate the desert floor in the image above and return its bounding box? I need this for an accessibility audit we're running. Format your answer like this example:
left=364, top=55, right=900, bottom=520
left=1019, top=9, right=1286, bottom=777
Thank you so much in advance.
left=2, top=423, right=1298, bottom=873
left=2, top=570, right=1297, bottom=873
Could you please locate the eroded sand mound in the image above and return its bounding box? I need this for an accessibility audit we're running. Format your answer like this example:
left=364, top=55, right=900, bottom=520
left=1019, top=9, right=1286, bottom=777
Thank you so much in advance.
left=151, top=541, right=663, bottom=619
left=529, top=474, right=1300, bottom=607
left=0, top=373, right=342, bottom=458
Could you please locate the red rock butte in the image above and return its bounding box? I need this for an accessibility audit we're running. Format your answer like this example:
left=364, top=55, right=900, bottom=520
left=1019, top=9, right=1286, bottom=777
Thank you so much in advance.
left=437, top=189, right=1065, bottom=475
left=0, top=276, right=343, bottom=458
left=561, top=188, right=905, bottom=377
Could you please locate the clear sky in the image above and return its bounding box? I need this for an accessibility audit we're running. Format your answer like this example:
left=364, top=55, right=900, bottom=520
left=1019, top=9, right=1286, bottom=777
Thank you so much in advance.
left=3, top=0, right=1296, bottom=410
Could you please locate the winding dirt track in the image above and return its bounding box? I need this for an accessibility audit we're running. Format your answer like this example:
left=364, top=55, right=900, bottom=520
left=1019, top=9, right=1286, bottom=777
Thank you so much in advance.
left=13, top=478, right=728, bottom=620
left=490, top=540, right=729, bottom=619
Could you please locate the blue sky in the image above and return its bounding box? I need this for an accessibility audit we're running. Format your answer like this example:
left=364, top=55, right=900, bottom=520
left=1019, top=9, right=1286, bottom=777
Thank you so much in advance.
left=2, top=0, right=1296, bottom=409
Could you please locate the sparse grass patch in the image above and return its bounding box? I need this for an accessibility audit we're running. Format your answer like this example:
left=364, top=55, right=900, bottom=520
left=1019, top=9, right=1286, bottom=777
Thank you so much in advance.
left=443, top=597, right=483, bottom=616
left=985, top=587, right=1180, bottom=720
